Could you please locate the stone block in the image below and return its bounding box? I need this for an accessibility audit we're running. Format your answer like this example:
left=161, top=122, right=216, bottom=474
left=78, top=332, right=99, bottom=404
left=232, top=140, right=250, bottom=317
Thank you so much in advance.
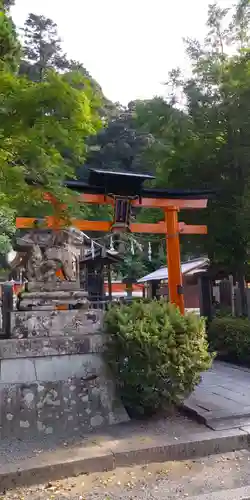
left=0, top=383, right=38, bottom=439
left=0, top=336, right=95, bottom=360
left=0, top=446, right=114, bottom=491
left=36, top=382, right=65, bottom=436
left=1, top=358, right=36, bottom=384
left=0, top=385, right=19, bottom=438
left=34, top=354, right=103, bottom=383
left=0, top=312, right=129, bottom=439
left=11, top=309, right=103, bottom=338
left=12, top=311, right=52, bottom=338
left=209, top=386, right=250, bottom=405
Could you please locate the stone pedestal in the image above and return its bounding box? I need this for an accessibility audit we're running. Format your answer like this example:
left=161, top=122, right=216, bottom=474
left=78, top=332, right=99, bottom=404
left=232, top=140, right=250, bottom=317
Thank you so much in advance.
left=0, top=227, right=130, bottom=439
left=0, top=309, right=129, bottom=439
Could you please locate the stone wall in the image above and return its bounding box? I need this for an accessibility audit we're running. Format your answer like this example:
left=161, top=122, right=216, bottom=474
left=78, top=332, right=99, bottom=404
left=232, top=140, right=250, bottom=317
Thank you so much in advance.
left=0, top=310, right=129, bottom=439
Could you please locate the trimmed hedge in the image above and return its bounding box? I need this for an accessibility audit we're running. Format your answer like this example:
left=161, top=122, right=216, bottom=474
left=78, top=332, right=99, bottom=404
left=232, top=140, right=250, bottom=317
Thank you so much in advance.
left=104, top=300, right=213, bottom=417
left=208, top=316, right=250, bottom=366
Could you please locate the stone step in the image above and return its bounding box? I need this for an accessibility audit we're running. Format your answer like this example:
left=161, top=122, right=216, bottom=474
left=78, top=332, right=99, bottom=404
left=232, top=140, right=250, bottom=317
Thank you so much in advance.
left=183, top=395, right=250, bottom=430
left=190, top=486, right=250, bottom=499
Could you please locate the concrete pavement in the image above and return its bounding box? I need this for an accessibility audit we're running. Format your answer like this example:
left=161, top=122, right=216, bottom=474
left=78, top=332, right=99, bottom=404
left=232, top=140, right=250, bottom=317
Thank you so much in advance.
left=3, top=450, right=250, bottom=499
left=0, top=419, right=249, bottom=491
left=184, top=361, right=250, bottom=430
left=3, top=360, right=250, bottom=491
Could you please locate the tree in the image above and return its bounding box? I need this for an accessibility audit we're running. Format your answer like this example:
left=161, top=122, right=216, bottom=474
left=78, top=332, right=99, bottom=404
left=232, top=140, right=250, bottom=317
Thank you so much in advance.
left=0, top=1, right=104, bottom=227
left=81, top=104, right=153, bottom=180
left=0, top=202, right=15, bottom=255
left=181, top=2, right=250, bottom=304
left=19, top=14, right=71, bottom=81
left=19, top=13, right=106, bottom=103
left=112, top=1, right=250, bottom=307
left=231, top=0, right=250, bottom=48
left=0, top=0, right=20, bottom=71
left=19, top=13, right=109, bottom=122
left=0, top=70, right=102, bottom=213
left=134, top=97, right=192, bottom=187
left=146, top=1, right=250, bottom=312
left=3, top=0, right=15, bottom=10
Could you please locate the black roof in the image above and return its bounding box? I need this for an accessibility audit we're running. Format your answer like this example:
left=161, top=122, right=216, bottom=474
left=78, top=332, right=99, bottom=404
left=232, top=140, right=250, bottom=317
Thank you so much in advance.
left=65, top=179, right=213, bottom=200
left=87, top=169, right=154, bottom=197
left=25, top=170, right=215, bottom=200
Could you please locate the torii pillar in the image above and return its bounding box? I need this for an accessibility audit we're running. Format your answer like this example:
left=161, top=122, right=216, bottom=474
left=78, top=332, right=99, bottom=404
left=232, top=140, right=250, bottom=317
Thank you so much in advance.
left=165, top=207, right=184, bottom=314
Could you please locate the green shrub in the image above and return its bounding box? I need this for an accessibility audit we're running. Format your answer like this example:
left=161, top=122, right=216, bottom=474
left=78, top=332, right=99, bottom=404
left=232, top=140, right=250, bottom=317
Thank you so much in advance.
left=208, top=316, right=250, bottom=365
left=104, top=300, right=213, bottom=417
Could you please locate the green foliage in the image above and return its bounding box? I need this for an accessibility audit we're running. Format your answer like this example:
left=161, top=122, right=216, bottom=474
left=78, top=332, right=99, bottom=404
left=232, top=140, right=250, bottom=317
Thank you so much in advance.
left=21, top=13, right=70, bottom=80
left=116, top=1, right=250, bottom=290
left=0, top=69, right=101, bottom=210
left=83, top=105, right=152, bottom=176
left=0, top=204, right=15, bottom=254
left=19, top=12, right=106, bottom=108
left=0, top=1, right=20, bottom=71
left=2, top=0, right=15, bottom=10
left=208, top=316, right=250, bottom=366
left=104, top=300, right=213, bottom=416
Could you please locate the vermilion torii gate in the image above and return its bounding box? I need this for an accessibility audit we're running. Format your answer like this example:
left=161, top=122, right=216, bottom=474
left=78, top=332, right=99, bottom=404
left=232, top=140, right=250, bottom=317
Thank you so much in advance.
left=16, top=170, right=211, bottom=314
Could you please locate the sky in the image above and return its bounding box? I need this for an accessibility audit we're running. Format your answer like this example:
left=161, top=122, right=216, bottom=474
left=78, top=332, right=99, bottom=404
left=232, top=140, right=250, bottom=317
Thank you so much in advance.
left=12, top=0, right=234, bottom=104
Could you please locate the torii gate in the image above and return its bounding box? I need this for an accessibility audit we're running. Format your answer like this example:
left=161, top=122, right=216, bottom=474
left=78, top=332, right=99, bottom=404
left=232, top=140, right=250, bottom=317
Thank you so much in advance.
left=16, top=170, right=211, bottom=314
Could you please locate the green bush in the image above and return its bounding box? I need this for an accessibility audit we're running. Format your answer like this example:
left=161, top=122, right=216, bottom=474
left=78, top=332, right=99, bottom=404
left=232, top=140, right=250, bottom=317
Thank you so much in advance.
left=208, top=316, right=250, bottom=366
left=104, top=300, right=213, bottom=417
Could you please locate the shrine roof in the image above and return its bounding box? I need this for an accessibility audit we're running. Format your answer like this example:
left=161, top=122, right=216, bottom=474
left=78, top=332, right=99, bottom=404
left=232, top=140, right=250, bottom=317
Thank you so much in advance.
left=138, top=257, right=209, bottom=283
left=65, top=169, right=214, bottom=199
left=65, top=179, right=213, bottom=200
left=26, top=170, right=214, bottom=199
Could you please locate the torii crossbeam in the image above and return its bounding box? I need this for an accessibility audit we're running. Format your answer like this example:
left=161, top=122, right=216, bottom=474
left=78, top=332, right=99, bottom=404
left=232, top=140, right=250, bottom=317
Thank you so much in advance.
left=16, top=170, right=212, bottom=314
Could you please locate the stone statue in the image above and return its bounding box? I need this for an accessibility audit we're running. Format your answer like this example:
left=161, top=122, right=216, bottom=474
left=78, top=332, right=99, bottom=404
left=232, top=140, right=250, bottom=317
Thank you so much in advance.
left=26, top=229, right=81, bottom=285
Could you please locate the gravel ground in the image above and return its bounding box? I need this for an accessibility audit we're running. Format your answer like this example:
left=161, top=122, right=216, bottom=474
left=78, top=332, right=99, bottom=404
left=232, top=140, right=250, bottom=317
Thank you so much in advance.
left=0, top=411, right=208, bottom=465
left=3, top=450, right=250, bottom=499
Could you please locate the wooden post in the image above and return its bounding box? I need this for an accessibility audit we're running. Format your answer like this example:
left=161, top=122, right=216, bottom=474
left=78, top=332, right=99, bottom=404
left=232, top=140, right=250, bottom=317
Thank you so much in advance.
left=107, top=263, right=112, bottom=302
left=165, top=207, right=184, bottom=314
left=2, top=283, right=14, bottom=339
left=199, top=274, right=213, bottom=322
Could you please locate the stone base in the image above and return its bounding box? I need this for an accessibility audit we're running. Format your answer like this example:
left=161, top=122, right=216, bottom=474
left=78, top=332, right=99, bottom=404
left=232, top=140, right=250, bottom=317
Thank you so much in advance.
left=11, top=308, right=103, bottom=338
left=18, top=290, right=88, bottom=309
left=0, top=336, right=129, bottom=439
left=26, top=281, right=81, bottom=292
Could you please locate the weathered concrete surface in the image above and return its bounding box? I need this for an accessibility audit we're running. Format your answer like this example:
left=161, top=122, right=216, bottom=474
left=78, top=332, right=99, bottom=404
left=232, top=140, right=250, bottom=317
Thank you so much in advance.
left=0, top=425, right=249, bottom=490
left=0, top=309, right=129, bottom=439
left=0, top=412, right=207, bottom=465
left=11, top=308, right=103, bottom=338
left=0, top=334, right=104, bottom=359
left=0, top=353, right=128, bottom=439
left=184, top=361, right=250, bottom=430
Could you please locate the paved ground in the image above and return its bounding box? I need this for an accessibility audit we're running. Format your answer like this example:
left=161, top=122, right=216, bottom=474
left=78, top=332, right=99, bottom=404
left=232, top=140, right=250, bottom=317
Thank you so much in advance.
left=184, top=361, right=250, bottom=430
left=0, top=412, right=208, bottom=466
left=2, top=360, right=250, bottom=496
left=3, top=450, right=250, bottom=499
left=4, top=360, right=250, bottom=466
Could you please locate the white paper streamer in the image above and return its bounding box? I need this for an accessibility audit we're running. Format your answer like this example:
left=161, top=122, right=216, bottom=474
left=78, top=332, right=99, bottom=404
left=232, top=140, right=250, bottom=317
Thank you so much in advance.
left=91, top=239, right=95, bottom=259
left=131, top=239, right=135, bottom=255
left=110, top=235, right=115, bottom=252
left=148, top=242, right=152, bottom=261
